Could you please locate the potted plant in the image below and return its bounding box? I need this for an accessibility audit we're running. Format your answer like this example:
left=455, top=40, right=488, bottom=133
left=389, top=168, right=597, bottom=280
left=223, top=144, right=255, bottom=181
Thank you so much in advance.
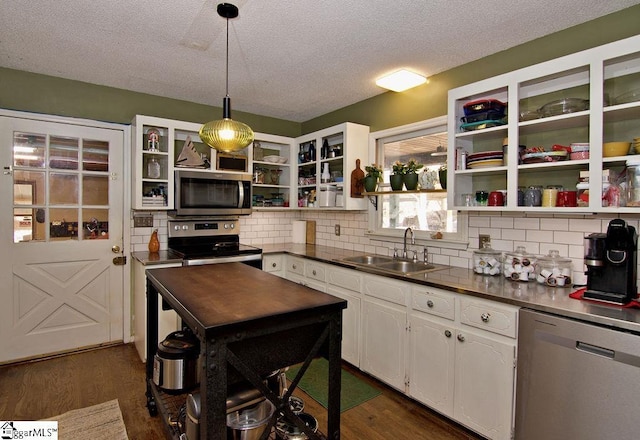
left=403, top=158, right=423, bottom=190
left=438, top=163, right=447, bottom=189
left=363, top=164, right=383, bottom=193
left=390, top=160, right=406, bottom=191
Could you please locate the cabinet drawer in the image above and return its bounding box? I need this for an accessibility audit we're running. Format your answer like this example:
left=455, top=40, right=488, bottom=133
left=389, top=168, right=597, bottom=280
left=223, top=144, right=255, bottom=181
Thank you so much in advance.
left=363, top=274, right=407, bottom=306
left=286, top=256, right=305, bottom=276
left=459, top=297, right=518, bottom=338
left=263, top=254, right=283, bottom=273
left=327, top=267, right=362, bottom=293
left=305, top=261, right=326, bottom=282
left=412, top=287, right=455, bottom=321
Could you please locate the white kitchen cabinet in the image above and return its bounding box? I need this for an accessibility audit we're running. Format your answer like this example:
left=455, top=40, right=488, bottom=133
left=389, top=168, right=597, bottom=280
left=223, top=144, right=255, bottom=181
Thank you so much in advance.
left=453, top=325, right=515, bottom=440
left=262, top=254, right=284, bottom=277
left=294, top=122, right=369, bottom=210
left=447, top=34, right=640, bottom=214
left=326, top=265, right=363, bottom=367
left=409, top=286, right=517, bottom=440
left=361, top=274, right=408, bottom=391
left=132, top=258, right=182, bottom=361
left=132, top=115, right=209, bottom=210
left=409, top=312, right=455, bottom=415
left=251, top=133, right=294, bottom=209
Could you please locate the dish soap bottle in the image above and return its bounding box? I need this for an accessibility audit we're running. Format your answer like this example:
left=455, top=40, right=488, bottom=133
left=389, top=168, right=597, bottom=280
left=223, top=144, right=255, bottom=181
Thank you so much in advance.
left=148, top=229, right=160, bottom=253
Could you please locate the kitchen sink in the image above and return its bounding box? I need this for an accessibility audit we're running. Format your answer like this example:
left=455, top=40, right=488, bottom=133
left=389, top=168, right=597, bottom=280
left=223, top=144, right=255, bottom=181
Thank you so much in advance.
left=340, top=255, right=394, bottom=265
left=338, top=254, right=446, bottom=275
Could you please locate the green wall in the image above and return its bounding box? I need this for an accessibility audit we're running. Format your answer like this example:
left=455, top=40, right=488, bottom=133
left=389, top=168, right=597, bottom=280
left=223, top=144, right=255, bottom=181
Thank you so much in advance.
left=0, top=68, right=301, bottom=137
left=1, top=4, right=639, bottom=137
left=302, top=4, right=640, bottom=133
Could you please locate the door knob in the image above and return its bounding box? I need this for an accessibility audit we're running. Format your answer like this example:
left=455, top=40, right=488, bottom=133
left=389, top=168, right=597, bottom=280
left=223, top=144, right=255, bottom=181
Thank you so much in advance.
left=112, top=245, right=121, bottom=253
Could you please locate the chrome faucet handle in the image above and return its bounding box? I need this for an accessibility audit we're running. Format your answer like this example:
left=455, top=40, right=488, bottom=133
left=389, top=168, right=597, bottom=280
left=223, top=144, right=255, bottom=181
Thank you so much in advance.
left=393, top=248, right=400, bottom=258
left=411, top=250, right=418, bottom=262
left=423, top=247, right=429, bottom=264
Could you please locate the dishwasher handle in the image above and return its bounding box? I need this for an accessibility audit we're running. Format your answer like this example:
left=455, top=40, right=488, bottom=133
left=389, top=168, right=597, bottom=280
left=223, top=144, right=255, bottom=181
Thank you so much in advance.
left=576, top=341, right=615, bottom=359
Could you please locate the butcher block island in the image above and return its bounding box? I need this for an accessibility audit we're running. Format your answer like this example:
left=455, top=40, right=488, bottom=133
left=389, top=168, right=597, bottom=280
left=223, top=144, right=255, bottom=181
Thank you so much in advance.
left=144, top=263, right=347, bottom=440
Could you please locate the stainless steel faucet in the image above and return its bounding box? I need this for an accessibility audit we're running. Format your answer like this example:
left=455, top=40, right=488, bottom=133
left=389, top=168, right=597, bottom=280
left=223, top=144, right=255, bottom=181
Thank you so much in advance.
left=403, top=227, right=415, bottom=259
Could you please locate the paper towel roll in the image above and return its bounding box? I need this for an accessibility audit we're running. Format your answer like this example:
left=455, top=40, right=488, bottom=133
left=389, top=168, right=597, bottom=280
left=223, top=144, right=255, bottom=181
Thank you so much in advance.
left=292, top=221, right=307, bottom=243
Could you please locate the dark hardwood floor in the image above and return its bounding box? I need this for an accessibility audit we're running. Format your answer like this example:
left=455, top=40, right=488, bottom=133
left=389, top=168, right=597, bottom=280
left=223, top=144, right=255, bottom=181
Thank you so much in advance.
left=0, top=343, right=482, bottom=440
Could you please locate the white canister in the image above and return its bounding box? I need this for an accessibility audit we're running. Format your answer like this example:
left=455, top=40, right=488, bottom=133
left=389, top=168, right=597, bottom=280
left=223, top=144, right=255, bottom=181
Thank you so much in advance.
left=335, top=188, right=344, bottom=207
left=319, top=186, right=337, bottom=207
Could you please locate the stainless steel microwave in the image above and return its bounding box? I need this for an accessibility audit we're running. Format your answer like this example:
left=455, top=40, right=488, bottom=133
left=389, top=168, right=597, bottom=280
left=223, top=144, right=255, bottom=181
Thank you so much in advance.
left=174, top=170, right=252, bottom=216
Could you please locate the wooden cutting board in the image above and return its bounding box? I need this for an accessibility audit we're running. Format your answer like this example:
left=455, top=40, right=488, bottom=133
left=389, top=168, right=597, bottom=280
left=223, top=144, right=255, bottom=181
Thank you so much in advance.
left=306, top=220, right=316, bottom=244
left=350, top=158, right=365, bottom=198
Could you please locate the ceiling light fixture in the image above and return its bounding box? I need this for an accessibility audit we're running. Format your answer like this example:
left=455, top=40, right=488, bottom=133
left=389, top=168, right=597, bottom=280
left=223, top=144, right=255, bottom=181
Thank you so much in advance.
left=199, top=3, right=254, bottom=153
left=376, top=69, right=427, bottom=92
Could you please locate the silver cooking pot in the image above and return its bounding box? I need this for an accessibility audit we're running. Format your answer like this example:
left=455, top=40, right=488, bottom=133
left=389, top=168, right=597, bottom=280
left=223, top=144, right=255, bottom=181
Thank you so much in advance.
left=153, top=328, right=200, bottom=392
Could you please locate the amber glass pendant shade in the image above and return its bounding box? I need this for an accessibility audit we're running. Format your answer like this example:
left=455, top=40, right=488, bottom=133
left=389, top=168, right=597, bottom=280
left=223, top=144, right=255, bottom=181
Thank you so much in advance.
left=200, top=97, right=254, bottom=153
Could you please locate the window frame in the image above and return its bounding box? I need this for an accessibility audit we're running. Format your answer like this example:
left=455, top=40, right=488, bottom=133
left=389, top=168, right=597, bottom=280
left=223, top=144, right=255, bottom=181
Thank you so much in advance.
left=366, top=116, right=468, bottom=250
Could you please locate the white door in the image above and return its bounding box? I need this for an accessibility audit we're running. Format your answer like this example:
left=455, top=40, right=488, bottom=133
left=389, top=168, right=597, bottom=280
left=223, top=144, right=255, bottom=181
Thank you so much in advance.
left=0, top=115, right=125, bottom=363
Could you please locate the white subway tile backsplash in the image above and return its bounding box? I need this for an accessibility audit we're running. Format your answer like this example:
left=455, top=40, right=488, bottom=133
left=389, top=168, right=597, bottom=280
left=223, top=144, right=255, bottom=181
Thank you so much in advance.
left=541, top=217, right=568, bottom=231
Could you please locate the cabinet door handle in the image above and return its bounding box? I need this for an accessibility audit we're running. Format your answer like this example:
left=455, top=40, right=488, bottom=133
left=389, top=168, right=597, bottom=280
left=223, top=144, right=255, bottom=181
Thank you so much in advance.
left=427, top=300, right=434, bottom=308
left=481, top=312, right=491, bottom=323
left=272, top=262, right=277, bottom=268
left=444, top=330, right=452, bottom=338
left=292, top=264, right=297, bottom=269
left=312, top=269, right=317, bottom=276
left=457, top=334, right=465, bottom=342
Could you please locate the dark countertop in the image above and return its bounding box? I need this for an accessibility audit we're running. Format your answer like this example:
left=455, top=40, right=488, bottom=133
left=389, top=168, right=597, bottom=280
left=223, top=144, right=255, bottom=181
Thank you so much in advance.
left=145, top=263, right=346, bottom=336
left=132, top=250, right=184, bottom=265
left=262, top=243, right=640, bottom=334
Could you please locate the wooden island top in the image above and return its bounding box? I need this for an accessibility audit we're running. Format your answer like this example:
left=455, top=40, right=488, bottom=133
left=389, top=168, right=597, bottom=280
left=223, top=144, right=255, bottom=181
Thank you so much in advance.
left=146, top=263, right=346, bottom=336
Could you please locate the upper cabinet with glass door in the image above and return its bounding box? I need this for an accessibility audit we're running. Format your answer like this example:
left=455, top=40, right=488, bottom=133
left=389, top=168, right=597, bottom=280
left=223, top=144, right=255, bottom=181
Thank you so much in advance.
left=294, top=122, right=369, bottom=210
left=447, top=34, right=640, bottom=213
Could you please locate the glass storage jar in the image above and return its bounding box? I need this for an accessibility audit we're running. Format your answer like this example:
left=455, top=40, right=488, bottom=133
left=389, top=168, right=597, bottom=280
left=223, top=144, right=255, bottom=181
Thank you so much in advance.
left=503, top=246, right=537, bottom=282
left=626, top=158, right=640, bottom=207
left=473, top=243, right=502, bottom=276
left=535, top=250, right=573, bottom=287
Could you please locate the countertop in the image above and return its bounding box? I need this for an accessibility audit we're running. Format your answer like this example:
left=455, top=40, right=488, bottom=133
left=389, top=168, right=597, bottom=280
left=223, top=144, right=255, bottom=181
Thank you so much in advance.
left=261, top=243, right=640, bottom=334
left=133, top=243, right=640, bottom=334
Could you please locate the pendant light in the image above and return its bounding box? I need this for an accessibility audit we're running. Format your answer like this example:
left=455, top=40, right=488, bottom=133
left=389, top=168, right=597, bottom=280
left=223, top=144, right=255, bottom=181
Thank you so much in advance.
left=199, top=3, right=254, bottom=153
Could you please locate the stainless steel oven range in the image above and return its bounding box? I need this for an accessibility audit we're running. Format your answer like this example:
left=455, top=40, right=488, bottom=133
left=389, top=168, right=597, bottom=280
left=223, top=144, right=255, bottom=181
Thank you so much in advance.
left=168, top=218, right=262, bottom=269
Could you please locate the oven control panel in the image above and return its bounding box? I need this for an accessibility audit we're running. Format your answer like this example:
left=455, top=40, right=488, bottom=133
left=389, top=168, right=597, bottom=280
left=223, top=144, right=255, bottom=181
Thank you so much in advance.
left=168, top=219, right=238, bottom=238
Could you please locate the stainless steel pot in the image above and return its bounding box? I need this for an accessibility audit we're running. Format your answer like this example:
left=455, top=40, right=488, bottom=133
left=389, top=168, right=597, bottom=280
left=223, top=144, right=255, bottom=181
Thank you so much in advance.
left=275, top=412, right=318, bottom=440
left=152, top=329, right=200, bottom=392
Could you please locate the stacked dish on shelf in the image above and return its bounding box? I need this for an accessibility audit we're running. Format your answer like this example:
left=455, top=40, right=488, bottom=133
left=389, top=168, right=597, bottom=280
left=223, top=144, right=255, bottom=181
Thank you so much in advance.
left=460, top=99, right=507, bottom=131
left=466, top=150, right=504, bottom=169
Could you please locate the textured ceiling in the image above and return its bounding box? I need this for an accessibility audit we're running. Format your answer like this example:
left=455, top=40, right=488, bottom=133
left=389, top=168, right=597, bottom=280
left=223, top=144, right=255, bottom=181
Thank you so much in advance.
left=0, top=1, right=638, bottom=122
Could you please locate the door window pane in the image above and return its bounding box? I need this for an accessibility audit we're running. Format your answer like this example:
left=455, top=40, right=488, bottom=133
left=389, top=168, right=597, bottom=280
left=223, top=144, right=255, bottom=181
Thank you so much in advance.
left=50, top=208, right=78, bottom=240
left=50, top=136, right=79, bottom=170
left=83, top=139, right=109, bottom=172
left=83, top=209, right=109, bottom=239
left=83, top=175, right=109, bottom=205
left=13, top=133, right=45, bottom=168
left=13, top=170, right=45, bottom=205
left=50, top=173, right=78, bottom=205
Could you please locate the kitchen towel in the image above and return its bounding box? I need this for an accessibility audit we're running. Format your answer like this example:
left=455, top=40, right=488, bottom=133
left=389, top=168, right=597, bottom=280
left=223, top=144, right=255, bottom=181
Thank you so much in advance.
left=569, top=287, right=640, bottom=309
left=292, top=220, right=307, bottom=243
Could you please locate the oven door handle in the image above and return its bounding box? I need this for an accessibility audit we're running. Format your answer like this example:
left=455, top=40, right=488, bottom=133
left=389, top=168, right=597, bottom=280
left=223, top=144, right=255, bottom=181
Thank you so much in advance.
left=238, top=181, right=245, bottom=208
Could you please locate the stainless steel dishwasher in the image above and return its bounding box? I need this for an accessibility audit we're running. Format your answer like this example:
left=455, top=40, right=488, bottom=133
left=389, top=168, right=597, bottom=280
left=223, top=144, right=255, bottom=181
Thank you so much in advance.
left=515, top=309, right=640, bottom=439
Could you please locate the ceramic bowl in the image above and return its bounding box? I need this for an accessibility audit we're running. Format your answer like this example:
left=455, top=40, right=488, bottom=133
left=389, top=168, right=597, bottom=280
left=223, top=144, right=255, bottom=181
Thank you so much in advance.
left=603, top=142, right=631, bottom=157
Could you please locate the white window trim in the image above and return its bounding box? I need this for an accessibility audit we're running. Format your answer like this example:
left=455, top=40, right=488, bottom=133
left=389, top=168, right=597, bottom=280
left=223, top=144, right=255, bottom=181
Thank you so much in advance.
left=366, top=116, right=469, bottom=251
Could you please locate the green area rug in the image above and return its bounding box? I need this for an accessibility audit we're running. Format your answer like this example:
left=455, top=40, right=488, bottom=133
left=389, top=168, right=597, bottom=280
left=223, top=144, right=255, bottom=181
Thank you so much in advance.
left=286, top=358, right=381, bottom=412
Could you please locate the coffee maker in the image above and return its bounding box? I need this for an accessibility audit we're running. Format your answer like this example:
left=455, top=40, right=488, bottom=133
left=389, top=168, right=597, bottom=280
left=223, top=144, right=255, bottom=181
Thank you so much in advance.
left=584, top=219, right=638, bottom=304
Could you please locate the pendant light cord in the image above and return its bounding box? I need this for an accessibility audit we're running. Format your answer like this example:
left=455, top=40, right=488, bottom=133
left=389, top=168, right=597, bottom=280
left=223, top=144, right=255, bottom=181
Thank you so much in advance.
left=225, top=15, right=229, bottom=97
